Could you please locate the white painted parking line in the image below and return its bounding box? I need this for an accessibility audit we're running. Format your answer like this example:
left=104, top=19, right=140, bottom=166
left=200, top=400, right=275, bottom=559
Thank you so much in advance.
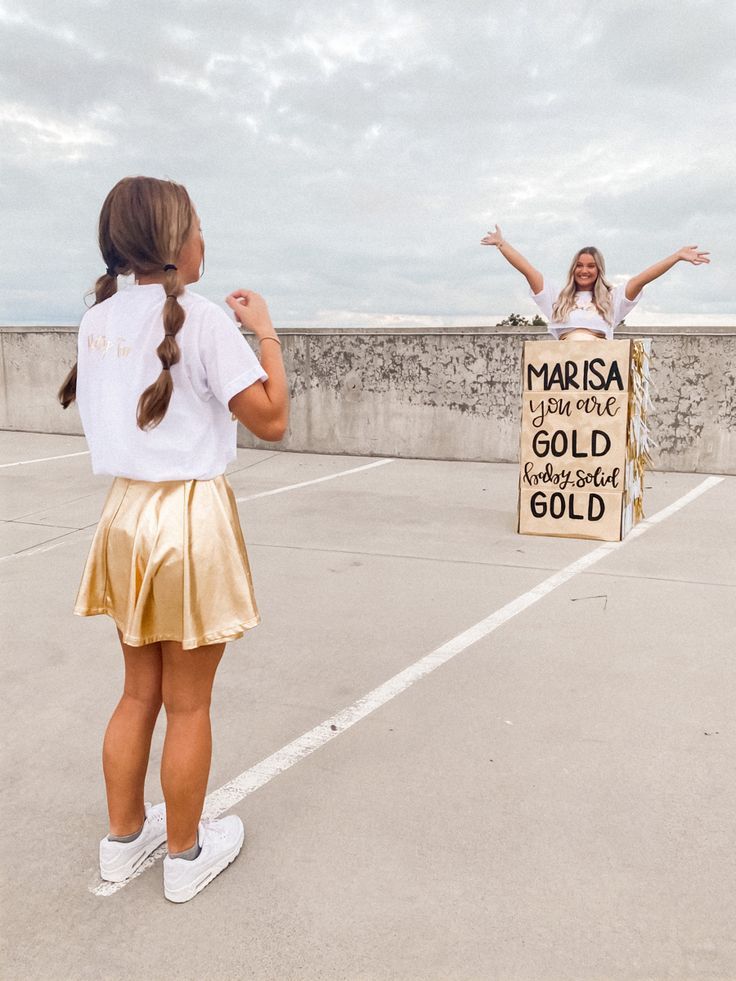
left=91, top=474, right=724, bottom=896
left=0, top=459, right=395, bottom=564
left=0, top=528, right=96, bottom=565
left=0, top=450, right=90, bottom=468
left=235, top=458, right=394, bottom=502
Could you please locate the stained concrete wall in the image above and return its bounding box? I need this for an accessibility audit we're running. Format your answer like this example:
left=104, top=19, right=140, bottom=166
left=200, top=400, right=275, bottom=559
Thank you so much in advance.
left=1, top=325, right=734, bottom=474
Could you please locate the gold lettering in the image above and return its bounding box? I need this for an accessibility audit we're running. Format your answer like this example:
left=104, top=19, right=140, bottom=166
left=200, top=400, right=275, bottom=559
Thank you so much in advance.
left=87, top=334, right=112, bottom=356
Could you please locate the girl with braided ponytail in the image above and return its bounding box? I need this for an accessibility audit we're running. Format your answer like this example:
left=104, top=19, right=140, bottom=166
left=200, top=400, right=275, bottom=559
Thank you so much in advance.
left=480, top=226, right=710, bottom=340
left=59, top=176, right=288, bottom=903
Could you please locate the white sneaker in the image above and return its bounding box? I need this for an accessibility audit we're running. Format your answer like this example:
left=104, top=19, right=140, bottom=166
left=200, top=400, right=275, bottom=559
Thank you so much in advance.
left=163, top=815, right=244, bottom=903
left=99, top=802, right=167, bottom=882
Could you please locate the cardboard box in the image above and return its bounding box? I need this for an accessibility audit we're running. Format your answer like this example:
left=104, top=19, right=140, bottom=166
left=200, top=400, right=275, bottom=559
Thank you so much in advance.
left=517, top=339, right=651, bottom=541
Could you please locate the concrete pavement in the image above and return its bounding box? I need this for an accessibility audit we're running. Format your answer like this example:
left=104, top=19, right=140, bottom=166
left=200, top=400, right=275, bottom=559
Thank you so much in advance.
left=1, top=432, right=734, bottom=980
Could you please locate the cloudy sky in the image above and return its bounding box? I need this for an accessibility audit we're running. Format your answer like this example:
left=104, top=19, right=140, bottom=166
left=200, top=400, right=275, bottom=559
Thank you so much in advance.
left=1, top=0, right=733, bottom=327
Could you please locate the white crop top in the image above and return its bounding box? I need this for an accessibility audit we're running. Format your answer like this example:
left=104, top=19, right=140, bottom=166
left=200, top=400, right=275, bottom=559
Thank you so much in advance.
left=531, top=278, right=642, bottom=340
left=76, top=283, right=268, bottom=481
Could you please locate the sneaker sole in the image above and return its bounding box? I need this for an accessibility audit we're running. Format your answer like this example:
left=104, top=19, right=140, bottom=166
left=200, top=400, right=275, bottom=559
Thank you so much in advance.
left=164, top=827, right=245, bottom=903
left=100, top=830, right=168, bottom=883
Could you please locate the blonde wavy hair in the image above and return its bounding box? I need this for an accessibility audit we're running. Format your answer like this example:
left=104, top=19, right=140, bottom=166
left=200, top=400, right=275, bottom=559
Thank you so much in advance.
left=551, top=246, right=615, bottom=325
left=58, top=176, right=195, bottom=430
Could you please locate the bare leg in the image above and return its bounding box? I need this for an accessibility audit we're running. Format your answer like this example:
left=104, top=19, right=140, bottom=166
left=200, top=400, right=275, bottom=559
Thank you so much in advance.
left=160, top=640, right=225, bottom=854
left=103, top=632, right=163, bottom=836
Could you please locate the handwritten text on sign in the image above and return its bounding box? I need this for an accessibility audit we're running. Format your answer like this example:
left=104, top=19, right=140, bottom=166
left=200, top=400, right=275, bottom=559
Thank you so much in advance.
left=518, top=340, right=632, bottom=540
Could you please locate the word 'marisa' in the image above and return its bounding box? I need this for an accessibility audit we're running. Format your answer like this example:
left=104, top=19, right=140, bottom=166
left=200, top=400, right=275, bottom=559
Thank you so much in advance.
left=526, top=357, right=625, bottom=392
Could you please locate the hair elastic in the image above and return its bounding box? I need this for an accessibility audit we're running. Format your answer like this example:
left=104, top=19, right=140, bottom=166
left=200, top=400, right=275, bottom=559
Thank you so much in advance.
left=163, top=263, right=178, bottom=272
left=162, top=365, right=171, bottom=371
left=105, top=266, right=116, bottom=276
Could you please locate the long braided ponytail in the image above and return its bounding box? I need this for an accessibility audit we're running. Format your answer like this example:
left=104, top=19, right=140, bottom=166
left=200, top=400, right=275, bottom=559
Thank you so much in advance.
left=58, top=176, right=195, bottom=431
left=136, top=262, right=186, bottom=430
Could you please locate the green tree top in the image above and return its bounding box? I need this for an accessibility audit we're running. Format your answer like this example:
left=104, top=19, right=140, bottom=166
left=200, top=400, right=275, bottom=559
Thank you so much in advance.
left=496, top=313, right=547, bottom=327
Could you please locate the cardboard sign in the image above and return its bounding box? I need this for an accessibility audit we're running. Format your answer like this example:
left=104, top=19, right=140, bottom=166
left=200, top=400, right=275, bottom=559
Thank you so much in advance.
left=518, top=340, right=650, bottom=542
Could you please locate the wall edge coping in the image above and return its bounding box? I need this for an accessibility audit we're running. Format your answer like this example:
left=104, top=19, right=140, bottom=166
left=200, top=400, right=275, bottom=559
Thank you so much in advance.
left=2, top=324, right=736, bottom=338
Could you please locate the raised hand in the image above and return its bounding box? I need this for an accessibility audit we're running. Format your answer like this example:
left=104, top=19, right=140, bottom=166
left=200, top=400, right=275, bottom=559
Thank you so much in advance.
left=676, top=245, right=711, bottom=265
left=225, top=289, right=274, bottom=339
left=481, top=225, right=504, bottom=247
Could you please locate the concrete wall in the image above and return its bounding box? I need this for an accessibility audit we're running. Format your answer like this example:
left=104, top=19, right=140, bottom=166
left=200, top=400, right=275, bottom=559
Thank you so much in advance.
left=2, top=325, right=734, bottom=473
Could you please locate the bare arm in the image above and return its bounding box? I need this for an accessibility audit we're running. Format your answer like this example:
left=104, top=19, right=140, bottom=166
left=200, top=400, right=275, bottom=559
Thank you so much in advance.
left=225, top=290, right=289, bottom=442
left=625, top=245, right=710, bottom=301
left=481, top=225, right=543, bottom=294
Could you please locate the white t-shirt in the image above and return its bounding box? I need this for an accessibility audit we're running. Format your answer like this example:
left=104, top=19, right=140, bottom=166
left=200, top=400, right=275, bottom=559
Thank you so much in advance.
left=530, top=278, right=642, bottom=340
left=76, top=283, right=268, bottom=481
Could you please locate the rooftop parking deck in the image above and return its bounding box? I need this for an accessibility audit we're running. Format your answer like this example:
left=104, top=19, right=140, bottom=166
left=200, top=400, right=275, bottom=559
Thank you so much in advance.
left=1, top=431, right=735, bottom=980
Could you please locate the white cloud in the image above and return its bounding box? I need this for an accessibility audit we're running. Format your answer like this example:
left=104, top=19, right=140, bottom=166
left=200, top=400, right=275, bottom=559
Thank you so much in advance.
left=0, top=103, right=115, bottom=164
left=0, top=0, right=733, bottom=325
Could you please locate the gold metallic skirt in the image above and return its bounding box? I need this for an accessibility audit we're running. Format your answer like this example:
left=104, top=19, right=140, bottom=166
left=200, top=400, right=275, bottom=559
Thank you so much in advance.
left=74, top=475, right=260, bottom=649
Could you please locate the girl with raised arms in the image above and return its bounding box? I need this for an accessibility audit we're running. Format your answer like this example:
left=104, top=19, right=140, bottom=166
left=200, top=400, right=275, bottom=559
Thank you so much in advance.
left=59, top=175, right=289, bottom=903
left=481, top=227, right=710, bottom=340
